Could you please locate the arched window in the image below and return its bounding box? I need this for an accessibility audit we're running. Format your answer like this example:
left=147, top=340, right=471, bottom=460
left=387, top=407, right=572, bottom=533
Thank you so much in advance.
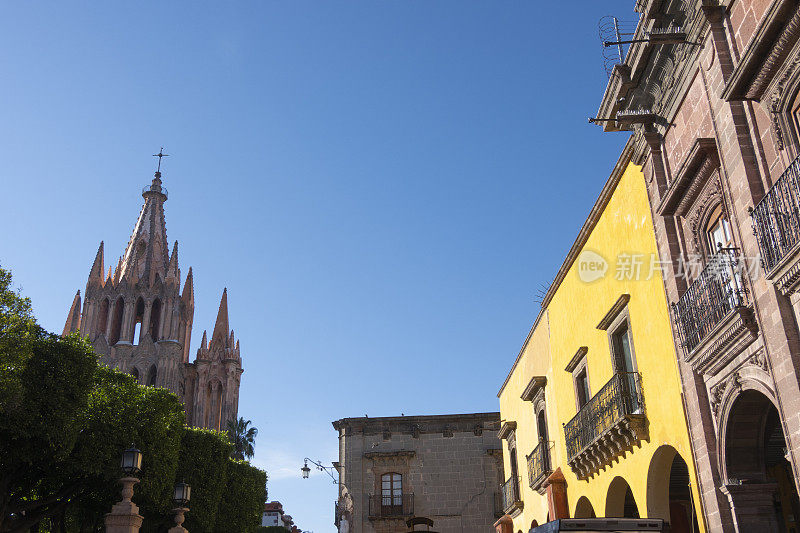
left=109, top=297, right=125, bottom=345
left=131, top=367, right=140, bottom=383
left=212, top=385, right=223, bottom=431
left=381, top=473, right=402, bottom=514
left=204, top=383, right=213, bottom=428
left=96, top=298, right=110, bottom=338
left=132, top=298, right=145, bottom=344
left=147, top=365, right=157, bottom=387
left=150, top=298, right=161, bottom=341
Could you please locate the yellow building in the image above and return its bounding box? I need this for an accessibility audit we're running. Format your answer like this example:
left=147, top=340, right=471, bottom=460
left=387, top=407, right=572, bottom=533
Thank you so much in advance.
left=495, top=143, right=705, bottom=533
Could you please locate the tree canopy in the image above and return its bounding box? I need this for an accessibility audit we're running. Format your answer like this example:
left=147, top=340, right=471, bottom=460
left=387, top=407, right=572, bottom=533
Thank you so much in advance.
left=0, top=266, right=267, bottom=533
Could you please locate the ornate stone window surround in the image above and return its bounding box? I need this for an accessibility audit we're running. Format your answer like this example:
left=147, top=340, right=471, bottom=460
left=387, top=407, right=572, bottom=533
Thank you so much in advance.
left=597, top=295, right=640, bottom=376
left=520, top=376, right=552, bottom=494
left=364, top=450, right=415, bottom=521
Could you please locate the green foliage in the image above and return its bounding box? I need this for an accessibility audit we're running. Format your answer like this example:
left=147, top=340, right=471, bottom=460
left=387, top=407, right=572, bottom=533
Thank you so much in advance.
left=174, top=427, right=233, bottom=533
left=0, top=266, right=268, bottom=533
left=227, top=416, right=258, bottom=460
left=0, top=265, right=185, bottom=532
left=0, top=264, right=99, bottom=531
left=214, top=460, right=267, bottom=533
left=73, top=368, right=184, bottom=530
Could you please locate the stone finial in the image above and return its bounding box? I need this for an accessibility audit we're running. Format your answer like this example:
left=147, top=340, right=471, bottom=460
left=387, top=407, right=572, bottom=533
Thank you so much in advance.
left=104, top=477, right=143, bottom=533
left=211, top=288, right=229, bottom=348
left=62, top=291, right=82, bottom=336
left=88, top=241, right=105, bottom=287
left=168, top=507, right=189, bottom=533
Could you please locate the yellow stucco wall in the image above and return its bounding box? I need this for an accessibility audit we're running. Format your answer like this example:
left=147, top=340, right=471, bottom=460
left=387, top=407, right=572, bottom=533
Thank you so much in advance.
left=498, top=162, right=705, bottom=532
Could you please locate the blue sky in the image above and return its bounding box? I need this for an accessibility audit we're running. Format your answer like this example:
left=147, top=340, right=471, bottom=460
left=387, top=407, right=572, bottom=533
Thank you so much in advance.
left=0, top=2, right=634, bottom=531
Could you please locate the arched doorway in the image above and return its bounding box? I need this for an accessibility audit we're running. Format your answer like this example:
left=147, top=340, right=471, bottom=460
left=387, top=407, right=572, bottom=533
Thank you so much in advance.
left=646, top=445, right=699, bottom=532
left=606, top=477, right=639, bottom=518
left=722, top=389, right=800, bottom=532
left=574, top=496, right=596, bottom=518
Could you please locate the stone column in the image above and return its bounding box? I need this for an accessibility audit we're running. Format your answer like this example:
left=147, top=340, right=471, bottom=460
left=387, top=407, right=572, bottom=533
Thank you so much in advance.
left=543, top=468, right=569, bottom=520
left=168, top=507, right=189, bottom=533
left=104, top=477, right=143, bottom=533
left=141, top=302, right=152, bottom=341
left=719, top=483, right=780, bottom=533
left=493, top=515, right=513, bottom=533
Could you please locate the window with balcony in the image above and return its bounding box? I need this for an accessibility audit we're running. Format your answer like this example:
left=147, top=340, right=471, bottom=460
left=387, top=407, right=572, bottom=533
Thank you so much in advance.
left=368, top=472, right=413, bottom=518
left=381, top=473, right=402, bottom=514
left=574, top=367, right=590, bottom=409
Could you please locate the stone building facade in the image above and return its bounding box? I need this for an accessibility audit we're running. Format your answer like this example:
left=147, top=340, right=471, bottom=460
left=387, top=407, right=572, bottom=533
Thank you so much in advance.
left=62, top=169, right=243, bottom=431
left=332, top=413, right=502, bottom=533
left=595, top=0, right=800, bottom=530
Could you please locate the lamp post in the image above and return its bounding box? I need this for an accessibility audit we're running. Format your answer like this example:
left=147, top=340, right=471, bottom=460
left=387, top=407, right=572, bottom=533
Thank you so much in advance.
left=104, top=446, right=145, bottom=533
left=168, top=481, right=192, bottom=533
left=302, top=458, right=351, bottom=532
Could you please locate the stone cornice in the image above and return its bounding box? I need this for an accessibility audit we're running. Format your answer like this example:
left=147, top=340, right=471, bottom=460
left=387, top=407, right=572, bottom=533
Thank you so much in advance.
left=564, top=347, right=589, bottom=373
left=520, top=376, right=547, bottom=402
left=657, top=138, right=720, bottom=216
left=363, top=450, right=415, bottom=460
left=332, top=412, right=500, bottom=437
left=596, top=294, right=631, bottom=330
left=722, top=0, right=800, bottom=101
left=498, top=421, right=517, bottom=440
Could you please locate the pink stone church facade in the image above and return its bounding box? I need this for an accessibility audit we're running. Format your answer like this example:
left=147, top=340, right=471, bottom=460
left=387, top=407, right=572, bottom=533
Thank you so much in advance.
left=62, top=169, right=243, bottom=431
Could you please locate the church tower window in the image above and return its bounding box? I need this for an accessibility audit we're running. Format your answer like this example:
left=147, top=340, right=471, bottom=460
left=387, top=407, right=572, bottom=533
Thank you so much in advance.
left=97, top=298, right=110, bottom=338
left=132, top=297, right=145, bottom=344
left=147, top=365, right=157, bottom=387
left=150, top=298, right=161, bottom=341
left=109, top=297, right=125, bottom=345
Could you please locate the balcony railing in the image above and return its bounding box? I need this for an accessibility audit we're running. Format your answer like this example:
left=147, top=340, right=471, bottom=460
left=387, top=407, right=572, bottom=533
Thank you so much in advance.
left=672, top=248, right=747, bottom=354
left=564, top=372, right=644, bottom=462
left=501, top=476, right=522, bottom=514
left=752, top=155, right=800, bottom=271
left=367, top=493, right=413, bottom=519
left=527, top=440, right=553, bottom=489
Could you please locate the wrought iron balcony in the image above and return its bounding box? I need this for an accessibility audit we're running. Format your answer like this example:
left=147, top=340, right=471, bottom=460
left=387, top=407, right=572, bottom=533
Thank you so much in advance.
left=527, top=440, right=553, bottom=491
left=367, top=493, right=413, bottom=519
left=501, top=476, right=523, bottom=515
left=672, top=248, right=747, bottom=355
left=564, top=372, right=647, bottom=480
left=751, top=155, right=800, bottom=272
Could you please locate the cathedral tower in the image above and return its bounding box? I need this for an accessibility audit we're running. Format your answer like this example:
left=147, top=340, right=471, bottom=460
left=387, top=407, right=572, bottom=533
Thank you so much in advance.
left=63, top=164, right=243, bottom=431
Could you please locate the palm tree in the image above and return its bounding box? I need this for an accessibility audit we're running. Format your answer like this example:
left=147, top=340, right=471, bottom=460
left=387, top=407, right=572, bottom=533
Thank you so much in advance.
left=227, top=417, right=258, bottom=460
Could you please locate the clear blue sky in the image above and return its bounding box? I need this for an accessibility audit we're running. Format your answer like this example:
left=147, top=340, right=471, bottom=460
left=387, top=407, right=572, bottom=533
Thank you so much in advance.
left=1, top=2, right=634, bottom=531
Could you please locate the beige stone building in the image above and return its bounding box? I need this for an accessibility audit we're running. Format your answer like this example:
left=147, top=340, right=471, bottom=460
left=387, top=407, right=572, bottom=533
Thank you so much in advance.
left=62, top=167, right=243, bottom=431
left=332, top=412, right=502, bottom=533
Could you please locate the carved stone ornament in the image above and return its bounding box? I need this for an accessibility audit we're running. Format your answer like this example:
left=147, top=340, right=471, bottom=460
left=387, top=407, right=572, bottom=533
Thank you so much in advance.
left=746, top=348, right=769, bottom=373
left=765, top=43, right=800, bottom=151
left=686, top=173, right=724, bottom=254
left=710, top=372, right=742, bottom=418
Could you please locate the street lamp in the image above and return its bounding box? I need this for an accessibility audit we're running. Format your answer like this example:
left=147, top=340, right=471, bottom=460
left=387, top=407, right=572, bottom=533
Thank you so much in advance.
left=121, top=446, right=143, bottom=477
left=300, top=458, right=338, bottom=484
left=173, top=482, right=191, bottom=507
left=169, top=481, right=191, bottom=533
left=105, top=447, right=145, bottom=532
